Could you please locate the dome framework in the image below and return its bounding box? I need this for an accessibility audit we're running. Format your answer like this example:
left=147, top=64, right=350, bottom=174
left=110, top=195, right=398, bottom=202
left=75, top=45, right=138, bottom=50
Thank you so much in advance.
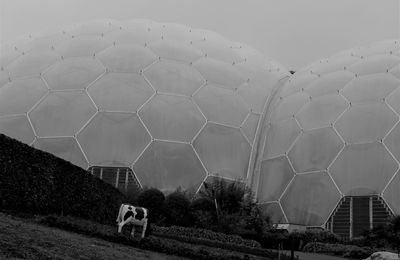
left=0, top=19, right=288, bottom=194
left=253, top=39, right=400, bottom=236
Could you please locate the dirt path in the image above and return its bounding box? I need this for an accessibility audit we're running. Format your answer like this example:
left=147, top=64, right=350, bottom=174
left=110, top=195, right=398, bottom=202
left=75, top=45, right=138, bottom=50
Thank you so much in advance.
left=0, top=213, right=187, bottom=260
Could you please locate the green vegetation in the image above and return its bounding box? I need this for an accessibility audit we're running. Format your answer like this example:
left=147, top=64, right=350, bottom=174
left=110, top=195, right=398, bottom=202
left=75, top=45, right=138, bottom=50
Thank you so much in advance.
left=303, top=242, right=372, bottom=259
left=0, top=134, right=125, bottom=224
left=39, top=214, right=284, bottom=260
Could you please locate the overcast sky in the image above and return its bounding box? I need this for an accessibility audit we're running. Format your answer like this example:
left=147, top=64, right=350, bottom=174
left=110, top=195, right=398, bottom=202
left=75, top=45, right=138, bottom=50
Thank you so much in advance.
left=0, top=0, right=399, bottom=69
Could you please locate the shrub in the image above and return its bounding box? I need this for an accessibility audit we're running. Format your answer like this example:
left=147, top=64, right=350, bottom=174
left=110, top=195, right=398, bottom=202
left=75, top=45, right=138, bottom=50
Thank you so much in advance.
left=190, top=198, right=217, bottom=228
left=0, top=134, right=126, bottom=224
left=303, top=242, right=373, bottom=259
left=136, top=188, right=165, bottom=224
left=152, top=225, right=261, bottom=248
left=163, top=190, right=192, bottom=227
left=39, top=215, right=285, bottom=260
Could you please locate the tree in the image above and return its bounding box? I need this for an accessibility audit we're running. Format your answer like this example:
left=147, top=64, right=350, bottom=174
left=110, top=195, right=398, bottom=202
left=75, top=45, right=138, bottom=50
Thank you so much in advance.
left=163, top=190, right=192, bottom=227
left=137, top=188, right=165, bottom=224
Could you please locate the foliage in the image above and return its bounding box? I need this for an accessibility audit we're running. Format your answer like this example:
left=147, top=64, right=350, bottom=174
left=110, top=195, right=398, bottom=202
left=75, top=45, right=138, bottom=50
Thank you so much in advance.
left=136, top=188, right=165, bottom=224
left=197, top=177, right=270, bottom=240
left=0, top=134, right=126, bottom=224
left=190, top=198, right=217, bottom=228
left=163, top=190, right=192, bottom=227
left=303, top=242, right=373, bottom=259
left=39, top=215, right=285, bottom=260
left=153, top=225, right=261, bottom=248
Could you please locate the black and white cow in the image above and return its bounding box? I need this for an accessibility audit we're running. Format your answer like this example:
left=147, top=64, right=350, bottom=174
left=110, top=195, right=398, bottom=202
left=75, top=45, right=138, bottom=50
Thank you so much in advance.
left=116, top=204, right=149, bottom=238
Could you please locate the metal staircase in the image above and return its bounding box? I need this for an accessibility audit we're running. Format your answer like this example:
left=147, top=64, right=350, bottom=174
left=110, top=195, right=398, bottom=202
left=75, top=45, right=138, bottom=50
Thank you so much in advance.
left=326, top=196, right=393, bottom=239
left=88, top=166, right=141, bottom=195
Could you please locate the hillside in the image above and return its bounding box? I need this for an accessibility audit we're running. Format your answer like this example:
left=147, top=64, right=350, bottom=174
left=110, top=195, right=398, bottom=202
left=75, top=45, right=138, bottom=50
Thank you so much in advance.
left=0, top=213, right=188, bottom=260
left=0, top=133, right=126, bottom=224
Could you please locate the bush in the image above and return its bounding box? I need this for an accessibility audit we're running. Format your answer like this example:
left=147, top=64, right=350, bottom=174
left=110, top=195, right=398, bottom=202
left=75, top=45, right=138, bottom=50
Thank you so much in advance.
left=39, top=215, right=285, bottom=260
left=163, top=191, right=192, bottom=227
left=0, top=134, right=126, bottom=224
left=303, top=242, right=373, bottom=259
left=136, top=188, right=165, bottom=224
left=153, top=225, right=261, bottom=248
left=190, top=198, right=217, bottom=228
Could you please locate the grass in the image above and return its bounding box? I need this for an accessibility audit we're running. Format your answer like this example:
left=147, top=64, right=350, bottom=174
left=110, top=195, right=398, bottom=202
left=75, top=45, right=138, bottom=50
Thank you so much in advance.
left=0, top=212, right=187, bottom=260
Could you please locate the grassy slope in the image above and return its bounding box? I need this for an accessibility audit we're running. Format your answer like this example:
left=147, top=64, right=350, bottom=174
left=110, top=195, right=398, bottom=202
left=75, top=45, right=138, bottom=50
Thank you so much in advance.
left=0, top=213, right=187, bottom=260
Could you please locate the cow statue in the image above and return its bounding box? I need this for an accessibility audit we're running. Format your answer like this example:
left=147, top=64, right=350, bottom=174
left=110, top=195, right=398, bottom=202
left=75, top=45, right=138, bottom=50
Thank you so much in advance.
left=116, top=204, right=149, bottom=239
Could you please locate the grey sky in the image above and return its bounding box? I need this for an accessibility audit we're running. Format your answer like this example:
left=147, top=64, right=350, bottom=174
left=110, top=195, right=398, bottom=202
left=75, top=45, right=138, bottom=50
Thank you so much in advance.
left=0, top=0, right=399, bottom=69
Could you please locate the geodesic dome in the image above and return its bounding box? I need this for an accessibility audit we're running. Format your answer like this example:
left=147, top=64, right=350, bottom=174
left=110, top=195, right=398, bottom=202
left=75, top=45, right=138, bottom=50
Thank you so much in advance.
left=0, top=19, right=288, bottom=193
left=252, top=39, right=400, bottom=227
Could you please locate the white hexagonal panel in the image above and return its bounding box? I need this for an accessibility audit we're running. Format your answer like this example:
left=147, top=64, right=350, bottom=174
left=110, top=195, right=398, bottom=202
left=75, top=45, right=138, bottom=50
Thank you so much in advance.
left=134, top=141, right=206, bottom=192
left=258, top=156, right=294, bottom=202
left=78, top=112, right=151, bottom=166
left=330, top=142, right=397, bottom=196
left=193, top=123, right=251, bottom=180
left=88, top=72, right=153, bottom=112
left=194, top=84, right=249, bottom=127
left=0, top=78, right=47, bottom=116
left=139, top=94, right=205, bottom=142
left=144, top=60, right=204, bottom=96
left=29, top=92, right=96, bottom=137
left=43, top=57, right=104, bottom=90
left=281, top=172, right=341, bottom=226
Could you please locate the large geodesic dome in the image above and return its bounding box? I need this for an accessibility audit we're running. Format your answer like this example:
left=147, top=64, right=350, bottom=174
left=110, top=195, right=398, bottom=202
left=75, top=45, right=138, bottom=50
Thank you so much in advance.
left=0, top=19, right=288, bottom=193
left=252, top=39, right=400, bottom=231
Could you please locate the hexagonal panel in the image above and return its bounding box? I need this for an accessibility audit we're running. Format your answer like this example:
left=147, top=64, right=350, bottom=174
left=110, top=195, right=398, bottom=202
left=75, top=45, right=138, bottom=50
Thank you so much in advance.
left=385, top=123, right=400, bottom=161
left=280, top=73, right=317, bottom=97
left=148, top=40, right=203, bottom=63
left=29, top=92, right=96, bottom=137
left=390, top=64, right=400, bottom=80
left=133, top=141, right=206, bottom=192
left=0, top=115, right=35, bottom=144
left=341, top=73, right=399, bottom=103
left=237, top=83, right=269, bottom=114
left=348, top=55, right=400, bottom=76
left=78, top=112, right=150, bottom=166
left=309, top=56, right=359, bottom=75
left=55, top=36, right=111, bottom=58
left=305, top=71, right=354, bottom=98
left=193, top=58, right=245, bottom=90
left=104, top=21, right=160, bottom=45
left=258, top=156, right=295, bottom=202
left=88, top=72, right=153, bottom=112
left=386, top=87, right=400, bottom=114
left=139, top=94, right=205, bottom=142
left=242, top=113, right=259, bottom=144
left=98, top=44, right=157, bottom=73
left=0, top=78, right=47, bottom=116
left=33, top=137, right=88, bottom=169
left=288, top=127, right=343, bottom=173
left=1, top=44, right=21, bottom=68
left=67, top=20, right=120, bottom=37
left=335, top=103, right=398, bottom=144
left=281, top=172, right=341, bottom=226
left=259, top=202, right=286, bottom=223
left=263, top=118, right=301, bottom=159
left=0, top=70, right=10, bottom=87
left=144, top=60, right=204, bottom=96
left=297, top=94, right=348, bottom=130
left=194, top=84, right=249, bottom=127
left=271, top=93, right=310, bottom=123
left=193, top=123, right=251, bottom=180
left=191, top=37, right=243, bottom=64
left=43, top=57, right=104, bottom=90
left=330, top=142, right=397, bottom=195
left=7, top=50, right=58, bottom=78
left=382, top=172, right=400, bottom=213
